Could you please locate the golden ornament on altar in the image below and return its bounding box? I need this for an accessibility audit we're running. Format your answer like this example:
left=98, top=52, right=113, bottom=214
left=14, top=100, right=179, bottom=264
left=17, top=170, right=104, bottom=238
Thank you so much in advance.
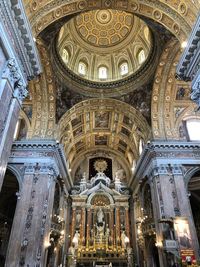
left=94, top=159, right=108, bottom=172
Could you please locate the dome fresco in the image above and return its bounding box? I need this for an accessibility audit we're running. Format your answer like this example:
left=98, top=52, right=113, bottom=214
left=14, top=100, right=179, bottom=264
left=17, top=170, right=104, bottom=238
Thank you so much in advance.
left=57, top=9, right=152, bottom=82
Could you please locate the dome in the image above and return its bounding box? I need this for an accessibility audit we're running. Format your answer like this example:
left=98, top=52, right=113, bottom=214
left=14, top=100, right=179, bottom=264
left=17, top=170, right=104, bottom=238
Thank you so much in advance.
left=57, top=9, right=152, bottom=83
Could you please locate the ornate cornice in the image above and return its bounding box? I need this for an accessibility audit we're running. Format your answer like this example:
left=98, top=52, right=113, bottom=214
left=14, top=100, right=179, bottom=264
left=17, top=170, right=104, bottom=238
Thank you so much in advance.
left=176, top=14, right=200, bottom=107
left=9, top=139, right=73, bottom=190
left=0, top=0, right=41, bottom=79
left=129, top=140, right=200, bottom=191
left=176, top=14, right=200, bottom=80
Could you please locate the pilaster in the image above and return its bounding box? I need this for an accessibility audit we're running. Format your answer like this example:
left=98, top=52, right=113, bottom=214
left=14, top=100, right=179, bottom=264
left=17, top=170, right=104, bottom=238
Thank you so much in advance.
left=5, top=163, right=58, bottom=267
left=0, top=59, right=27, bottom=191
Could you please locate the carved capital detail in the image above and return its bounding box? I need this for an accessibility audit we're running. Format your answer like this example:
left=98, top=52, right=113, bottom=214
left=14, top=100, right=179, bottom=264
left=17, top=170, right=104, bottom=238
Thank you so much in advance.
left=2, top=58, right=28, bottom=102
left=24, top=163, right=59, bottom=177
left=168, top=164, right=183, bottom=175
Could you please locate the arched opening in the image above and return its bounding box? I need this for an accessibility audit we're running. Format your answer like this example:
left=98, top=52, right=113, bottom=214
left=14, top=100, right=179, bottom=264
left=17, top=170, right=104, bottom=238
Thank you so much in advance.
left=119, top=61, right=129, bottom=76
left=78, top=61, right=87, bottom=76
left=186, top=119, right=200, bottom=141
left=188, top=170, right=200, bottom=246
left=0, top=170, right=19, bottom=265
left=98, top=66, right=108, bottom=80
left=137, top=49, right=146, bottom=65
left=62, top=48, right=69, bottom=64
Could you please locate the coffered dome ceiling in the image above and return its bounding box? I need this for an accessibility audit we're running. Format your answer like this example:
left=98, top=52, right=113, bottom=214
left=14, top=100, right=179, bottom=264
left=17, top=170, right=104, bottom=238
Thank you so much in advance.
left=75, top=9, right=133, bottom=47
left=57, top=9, right=152, bottom=83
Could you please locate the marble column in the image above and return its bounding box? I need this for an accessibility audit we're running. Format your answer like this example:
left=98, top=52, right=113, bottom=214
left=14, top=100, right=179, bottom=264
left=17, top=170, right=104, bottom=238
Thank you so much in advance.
left=5, top=163, right=57, bottom=267
left=71, top=208, right=76, bottom=245
left=86, top=209, right=92, bottom=248
left=109, top=208, right=114, bottom=246
left=115, top=207, right=120, bottom=246
left=125, top=208, right=130, bottom=241
left=149, top=168, right=168, bottom=267
left=80, top=208, right=86, bottom=246
left=0, top=59, right=27, bottom=191
left=131, top=197, right=140, bottom=266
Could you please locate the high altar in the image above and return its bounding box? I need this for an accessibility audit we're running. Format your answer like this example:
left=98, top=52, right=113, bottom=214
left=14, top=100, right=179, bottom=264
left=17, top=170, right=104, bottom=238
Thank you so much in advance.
left=68, top=160, right=132, bottom=267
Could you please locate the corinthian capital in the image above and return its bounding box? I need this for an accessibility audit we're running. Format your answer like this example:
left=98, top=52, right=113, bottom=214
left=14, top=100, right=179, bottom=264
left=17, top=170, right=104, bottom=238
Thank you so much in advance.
left=13, top=79, right=28, bottom=102
left=2, top=58, right=20, bottom=82
left=2, top=58, right=28, bottom=102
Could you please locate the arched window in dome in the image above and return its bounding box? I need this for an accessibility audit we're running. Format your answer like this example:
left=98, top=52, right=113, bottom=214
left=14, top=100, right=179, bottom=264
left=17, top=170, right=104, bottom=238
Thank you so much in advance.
left=138, top=49, right=146, bottom=65
left=186, top=119, right=200, bottom=141
left=99, top=66, right=108, bottom=79
left=78, top=61, right=87, bottom=76
left=120, top=62, right=129, bottom=76
left=62, top=48, right=69, bottom=64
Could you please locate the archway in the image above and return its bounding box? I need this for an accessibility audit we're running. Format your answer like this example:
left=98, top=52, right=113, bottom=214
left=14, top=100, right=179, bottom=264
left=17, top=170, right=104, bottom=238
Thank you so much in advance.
left=0, top=170, right=19, bottom=265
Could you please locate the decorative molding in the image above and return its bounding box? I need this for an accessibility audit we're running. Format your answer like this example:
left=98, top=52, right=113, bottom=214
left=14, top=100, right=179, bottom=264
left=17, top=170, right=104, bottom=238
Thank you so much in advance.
left=129, top=140, right=200, bottom=191
left=0, top=0, right=41, bottom=79
left=176, top=14, right=200, bottom=107
left=9, top=139, right=73, bottom=190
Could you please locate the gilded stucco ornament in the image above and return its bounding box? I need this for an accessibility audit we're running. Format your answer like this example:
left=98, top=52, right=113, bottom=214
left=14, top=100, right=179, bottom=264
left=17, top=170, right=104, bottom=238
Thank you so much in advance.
left=57, top=9, right=152, bottom=84
left=57, top=98, right=151, bottom=172
left=94, top=159, right=108, bottom=173
left=25, top=0, right=199, bottom=139
left=151, top=39, right=197, bottom=140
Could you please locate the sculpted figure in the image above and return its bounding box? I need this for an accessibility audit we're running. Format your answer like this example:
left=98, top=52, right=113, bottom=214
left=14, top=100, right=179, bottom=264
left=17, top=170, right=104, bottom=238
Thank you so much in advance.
left=97, top=208, right=104, bottom=223
left=121, top=230, right=129, bottom=248
left=72, top=230, right=80, bottom=249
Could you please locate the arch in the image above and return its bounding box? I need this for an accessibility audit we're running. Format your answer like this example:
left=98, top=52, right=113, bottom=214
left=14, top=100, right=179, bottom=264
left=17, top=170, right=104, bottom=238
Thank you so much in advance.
left=27, top=1, right=199, bottom=138
left=184, top=166, right=200, bottom=187
left=151, top=38, right=195, bottom=140
left=87, top=191, right=114, bottom=207
left=62, top=47, right=69, bottom=64
left=0, top=169, right=20, bottom=265
left=98, top=65, right=108, bottom=80
left=6, top=165, right=22, bottom=190
left=57, top=98, right=151, bottom=176
left=119, top=61, right=129, bottom=76
left=78, top=61, right=88, bottom=76
left=185, top=119, right=200, bottom=141
left=27, top=1, right=198, bottom=42
left=137, top=48, right=146, bottom=65
left=174, top=105, right=197, bottom=140
left=71, top=148, right=131, bottom=183
left=28, top=39, right=56, bottom=138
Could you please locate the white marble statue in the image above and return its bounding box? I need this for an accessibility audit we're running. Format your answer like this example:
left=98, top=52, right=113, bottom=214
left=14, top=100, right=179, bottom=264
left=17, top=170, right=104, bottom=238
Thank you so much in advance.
left=97, top=208, right=104, bottom=223
left=121, top=230, right=129, bottom=248
left=76, top=212, right=81, bottom=224
left=97, top=221, right=105, bottom=236
left=72, top=230, right=80, bottom=249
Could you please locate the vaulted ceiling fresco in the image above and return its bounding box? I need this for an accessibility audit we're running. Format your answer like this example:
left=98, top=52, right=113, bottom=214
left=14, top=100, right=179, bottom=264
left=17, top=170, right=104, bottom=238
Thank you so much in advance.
left=22, top=0, right=200, bottom=178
